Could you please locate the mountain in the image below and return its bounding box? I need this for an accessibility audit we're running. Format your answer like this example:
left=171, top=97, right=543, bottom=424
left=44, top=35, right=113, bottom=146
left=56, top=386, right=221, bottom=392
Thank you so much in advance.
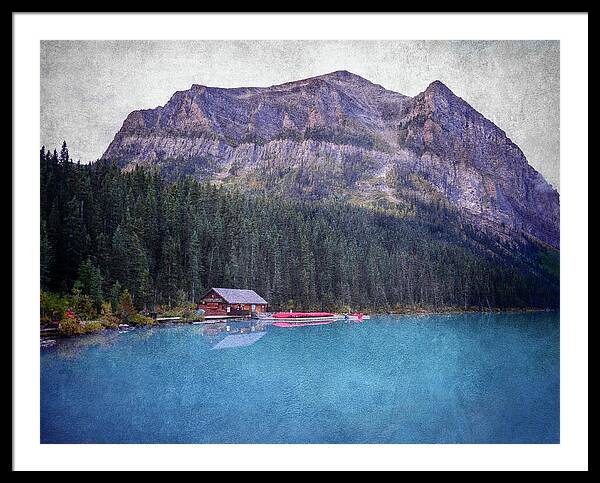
left=102, top=70, right=559, bottom=249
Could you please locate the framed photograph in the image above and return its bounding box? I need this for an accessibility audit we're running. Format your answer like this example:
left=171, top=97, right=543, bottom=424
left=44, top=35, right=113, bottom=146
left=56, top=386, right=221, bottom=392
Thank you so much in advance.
left=13, top=12, right=588, bottom=471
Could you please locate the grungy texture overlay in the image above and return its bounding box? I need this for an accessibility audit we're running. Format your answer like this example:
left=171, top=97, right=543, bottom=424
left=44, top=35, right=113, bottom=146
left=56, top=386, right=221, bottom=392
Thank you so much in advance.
left=40, top=40, right=560, bottom=190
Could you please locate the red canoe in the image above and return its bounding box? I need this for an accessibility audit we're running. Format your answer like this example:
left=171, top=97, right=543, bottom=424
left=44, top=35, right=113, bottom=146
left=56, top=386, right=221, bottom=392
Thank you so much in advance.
left=272, top=312, right=336, bottom=319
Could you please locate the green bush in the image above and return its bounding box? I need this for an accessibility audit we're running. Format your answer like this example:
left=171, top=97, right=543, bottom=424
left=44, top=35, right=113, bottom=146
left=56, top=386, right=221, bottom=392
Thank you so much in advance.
left=40, top=290, right=69, bottom=321
left=58, top=313, right=82, bottom=336
left=70, top=287, right=97, bottom=320
left=80, top=321, right=104, bottom=334
left=181, top=306, right=194, bottom=319
left=99, top=301, right=119, bottom=328
left=117, top=289, right=136, bottom=321
left=128, top=313, right=155, bottom=326
left=156, top=304, right=200, bottom=322
left=159, top=309, right=184, bottom=317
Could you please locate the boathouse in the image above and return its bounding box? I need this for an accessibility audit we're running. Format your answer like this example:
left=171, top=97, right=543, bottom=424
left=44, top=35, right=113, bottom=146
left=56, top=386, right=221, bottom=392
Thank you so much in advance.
left=198, top=288, right=268, bottom=316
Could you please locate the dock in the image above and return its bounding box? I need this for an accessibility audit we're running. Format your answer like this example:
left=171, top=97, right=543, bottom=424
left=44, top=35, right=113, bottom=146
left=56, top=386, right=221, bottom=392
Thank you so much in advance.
left=152, top=315, right=252, bottom=325
left=155, top=316, right=183, bottom=322
left=191, top=315, right=252, bottom=325
left=203, top=314, right=250, bottom=320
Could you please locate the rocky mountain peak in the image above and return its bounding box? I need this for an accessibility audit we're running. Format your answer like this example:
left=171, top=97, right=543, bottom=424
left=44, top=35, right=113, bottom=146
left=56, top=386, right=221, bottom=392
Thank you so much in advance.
left=317, top=70, right=372, bottom=83
left=102, top=72, right=560, bottom=248
left=424, top=79, right=454, bottom=96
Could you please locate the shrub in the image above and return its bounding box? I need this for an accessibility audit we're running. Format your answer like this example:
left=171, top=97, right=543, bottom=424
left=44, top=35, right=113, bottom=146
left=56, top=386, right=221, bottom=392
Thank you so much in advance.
left=58, top=311, right=82, bottom=336
left=181, top=306, right=194, bottom=320
left=40, top=290, right=69, bottom=322
left=159, top=308, right=184, bottom=317
left=70, top=286, right=97, bottom=320
left=80, top=321, right=104, bottom=334
left=128, top=313, right=155, bottom=326
left=99, top=301, right=119, bottom=328
left=117, top=289, right=136, bottom=321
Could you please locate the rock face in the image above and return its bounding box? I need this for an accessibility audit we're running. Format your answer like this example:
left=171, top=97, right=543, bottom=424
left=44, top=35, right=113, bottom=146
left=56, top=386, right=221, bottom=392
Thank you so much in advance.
left=103, top=70, right=559, bottom=248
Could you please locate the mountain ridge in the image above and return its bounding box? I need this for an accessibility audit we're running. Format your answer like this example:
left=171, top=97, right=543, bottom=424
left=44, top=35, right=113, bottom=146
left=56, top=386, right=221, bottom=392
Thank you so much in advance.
left=102, top=71, right=559, bottom=249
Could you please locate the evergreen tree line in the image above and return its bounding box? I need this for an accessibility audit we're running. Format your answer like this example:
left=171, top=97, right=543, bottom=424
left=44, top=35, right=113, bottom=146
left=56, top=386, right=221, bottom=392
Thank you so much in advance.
left=40, top=143, right=559, bottom=313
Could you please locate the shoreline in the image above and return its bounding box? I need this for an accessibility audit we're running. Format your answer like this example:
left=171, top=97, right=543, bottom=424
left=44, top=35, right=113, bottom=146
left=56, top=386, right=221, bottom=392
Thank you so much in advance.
left=40, top=307, right=557, bottom=340
left=376, top=306, right=555, bottom=316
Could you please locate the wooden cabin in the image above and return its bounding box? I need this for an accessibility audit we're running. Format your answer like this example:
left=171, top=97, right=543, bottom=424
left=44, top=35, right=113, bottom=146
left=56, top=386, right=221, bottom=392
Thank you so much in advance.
left=198, top=288, right=268, bottom=316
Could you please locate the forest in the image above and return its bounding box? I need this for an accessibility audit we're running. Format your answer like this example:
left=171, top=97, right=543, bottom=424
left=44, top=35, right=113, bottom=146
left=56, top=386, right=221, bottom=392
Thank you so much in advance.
left=40, top=142, right=559, bottom=320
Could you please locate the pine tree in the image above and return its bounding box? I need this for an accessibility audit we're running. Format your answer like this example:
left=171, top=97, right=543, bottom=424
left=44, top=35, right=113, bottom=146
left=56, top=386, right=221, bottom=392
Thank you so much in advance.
left=109, top=281, right=122, bottom=312
left=59, top=141, right=69, bottom=164
left=117, top=288, right=136, bottom=321
left=75, top=257, right=103, bottom=308
left=40, top=220, right=52, bottom=290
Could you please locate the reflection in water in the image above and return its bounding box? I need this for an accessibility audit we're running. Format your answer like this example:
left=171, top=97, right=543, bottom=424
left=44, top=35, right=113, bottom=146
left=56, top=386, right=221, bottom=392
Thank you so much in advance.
left=201, top=322, right=227, bottom=336
left=272, top=320, right=336, bottom=327
left=211, top=332, right=266, bottom=350
left=200, top=319, right=269, bottom=349
left=42, top=319, right=271, bottom=358
left=49, top=331, right=122, bottom=360
left=201, top=320, right=268, bottom=337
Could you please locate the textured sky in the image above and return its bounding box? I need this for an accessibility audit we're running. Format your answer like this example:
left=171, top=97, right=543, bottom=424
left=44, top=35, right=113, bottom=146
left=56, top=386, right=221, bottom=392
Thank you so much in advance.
left=40, top=40, right=560, bottom=190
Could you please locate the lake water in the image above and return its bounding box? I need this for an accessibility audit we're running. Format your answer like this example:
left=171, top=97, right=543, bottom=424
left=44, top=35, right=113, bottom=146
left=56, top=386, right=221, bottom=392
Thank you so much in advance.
left=40, top=312, right=559, bottom=444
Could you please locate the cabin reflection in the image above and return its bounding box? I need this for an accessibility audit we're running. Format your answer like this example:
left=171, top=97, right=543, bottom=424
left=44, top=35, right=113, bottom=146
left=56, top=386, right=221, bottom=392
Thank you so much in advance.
left=203, top=320, right=269, bottom=350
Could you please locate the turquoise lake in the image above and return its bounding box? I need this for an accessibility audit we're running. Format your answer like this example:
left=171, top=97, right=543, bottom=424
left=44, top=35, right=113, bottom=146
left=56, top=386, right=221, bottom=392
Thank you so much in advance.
left=40, top=312, right=559, bottom=444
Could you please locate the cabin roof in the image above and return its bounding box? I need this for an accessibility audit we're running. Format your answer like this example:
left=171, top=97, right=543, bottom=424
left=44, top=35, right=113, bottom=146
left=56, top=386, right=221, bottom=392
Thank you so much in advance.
left=208, top=288, right=268, bottom=305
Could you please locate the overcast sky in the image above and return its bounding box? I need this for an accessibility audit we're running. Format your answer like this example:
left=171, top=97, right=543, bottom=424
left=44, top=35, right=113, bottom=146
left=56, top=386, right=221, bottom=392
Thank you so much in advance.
left=40, top=40, right=560, bottom=190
